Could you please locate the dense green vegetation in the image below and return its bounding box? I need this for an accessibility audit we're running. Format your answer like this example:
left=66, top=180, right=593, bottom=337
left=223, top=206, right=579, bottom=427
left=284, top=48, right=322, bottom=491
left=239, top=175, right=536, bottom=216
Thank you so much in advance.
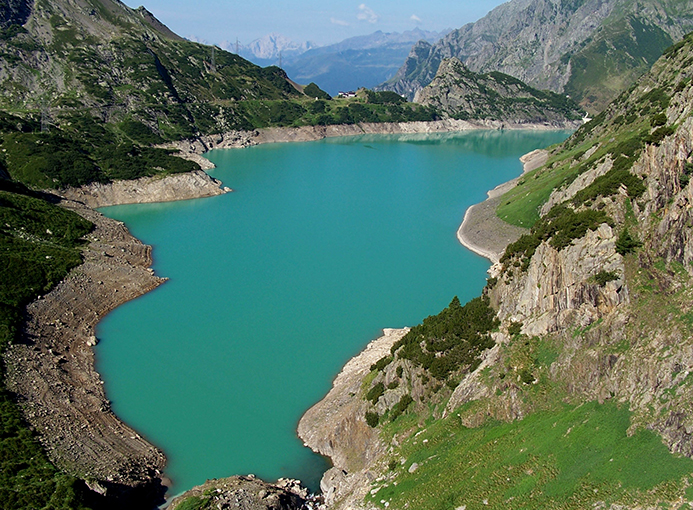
left=0, top=111, right=199, bottom=189
left=389, top=296, right=499, bottom=381
left=230, top=93, right=441, bottom=129
left=0, top=180, right=93, bottom=509
left=367, top=401, right=693, bottom=510
left=362, top=296, right=499, bottom=428
left=303, top=82, right=331, bottom=100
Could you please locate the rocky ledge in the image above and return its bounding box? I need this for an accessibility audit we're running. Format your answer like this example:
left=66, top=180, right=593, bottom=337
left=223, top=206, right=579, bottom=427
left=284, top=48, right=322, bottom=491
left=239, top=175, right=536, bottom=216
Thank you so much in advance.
left=3, top=197, right=168, bottom=507
left=57, top=169, right=230, bottom=208
left=297, top=328, right=409, bottom=509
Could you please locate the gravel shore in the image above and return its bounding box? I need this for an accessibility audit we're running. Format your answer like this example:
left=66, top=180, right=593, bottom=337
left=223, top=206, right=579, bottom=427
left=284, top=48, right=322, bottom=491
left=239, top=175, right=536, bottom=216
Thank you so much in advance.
left=456, top=149, right=549, bottom=263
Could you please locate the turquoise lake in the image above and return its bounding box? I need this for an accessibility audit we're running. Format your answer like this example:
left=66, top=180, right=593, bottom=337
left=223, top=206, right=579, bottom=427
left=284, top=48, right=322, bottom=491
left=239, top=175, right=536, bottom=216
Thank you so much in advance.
left=96, top=130, right=570, bottom=497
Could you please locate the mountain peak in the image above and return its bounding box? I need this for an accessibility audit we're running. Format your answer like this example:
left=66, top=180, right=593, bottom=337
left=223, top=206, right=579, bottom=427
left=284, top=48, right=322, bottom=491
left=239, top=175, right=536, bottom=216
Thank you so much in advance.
left=380, top=0, right=693, bottom=111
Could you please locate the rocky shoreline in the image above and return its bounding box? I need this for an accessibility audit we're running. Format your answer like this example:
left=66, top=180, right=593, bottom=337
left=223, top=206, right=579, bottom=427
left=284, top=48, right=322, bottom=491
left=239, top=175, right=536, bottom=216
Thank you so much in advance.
left=165, top=119, right=581, bottom=164
left=2, top=123, right=568, bottom=508
left=57, top=169, right=230, bottom=208
left=3, top=197, right=168, bottom=507
left=297, top=328, right=410, bottom=509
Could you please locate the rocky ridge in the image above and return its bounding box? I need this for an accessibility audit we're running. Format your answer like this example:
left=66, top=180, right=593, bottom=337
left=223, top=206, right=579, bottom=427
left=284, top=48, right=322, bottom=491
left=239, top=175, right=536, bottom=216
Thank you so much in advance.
left=413, top=57, right=584, bottom=124
left=380, top=0, right=693, bottom=112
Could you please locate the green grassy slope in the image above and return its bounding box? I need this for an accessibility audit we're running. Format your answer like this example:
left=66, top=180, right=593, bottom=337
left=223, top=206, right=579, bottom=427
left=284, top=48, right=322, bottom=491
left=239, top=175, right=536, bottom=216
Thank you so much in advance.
left=370, top=401, right=693, bottom=510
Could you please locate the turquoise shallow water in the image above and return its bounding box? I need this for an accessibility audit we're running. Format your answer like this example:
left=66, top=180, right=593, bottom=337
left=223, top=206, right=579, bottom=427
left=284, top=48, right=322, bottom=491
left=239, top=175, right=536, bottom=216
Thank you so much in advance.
left=96, top=130, right=570, bottom=497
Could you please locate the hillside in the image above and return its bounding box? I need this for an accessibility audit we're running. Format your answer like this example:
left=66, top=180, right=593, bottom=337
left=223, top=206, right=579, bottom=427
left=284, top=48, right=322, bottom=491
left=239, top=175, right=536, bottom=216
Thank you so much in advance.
left=0, top=0, right=449, bottom=191
left=297, top=31, right=693, bottom=510
left=379, top=0, right=693, bottom=113
left=0, top=0, right=306, bottom=137
left=414, top=57, right=584, bottom=124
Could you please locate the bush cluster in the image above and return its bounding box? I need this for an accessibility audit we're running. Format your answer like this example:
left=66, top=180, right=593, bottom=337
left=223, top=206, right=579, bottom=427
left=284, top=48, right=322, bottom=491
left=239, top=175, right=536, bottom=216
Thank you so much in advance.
left=390, top=296, right=499, bottom=381
left=502, top=206, right=614, bottom=270
left=616, top=228, right=643, bottom=255
left=594, top=270, right=620, bottom=287
left=0, top=111, right=199, bottom=188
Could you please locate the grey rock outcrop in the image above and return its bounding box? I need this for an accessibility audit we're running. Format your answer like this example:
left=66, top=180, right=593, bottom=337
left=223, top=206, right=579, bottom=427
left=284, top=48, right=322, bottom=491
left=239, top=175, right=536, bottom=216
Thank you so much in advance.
left=57, top=169, right=229, bottom=208
left=414, top=57, right=584, bottom=124
left=380, top=0, right=693, bottom=112
left=298, top=328, right=409, bottom=508
left=168, top=476, right=309, bottom=510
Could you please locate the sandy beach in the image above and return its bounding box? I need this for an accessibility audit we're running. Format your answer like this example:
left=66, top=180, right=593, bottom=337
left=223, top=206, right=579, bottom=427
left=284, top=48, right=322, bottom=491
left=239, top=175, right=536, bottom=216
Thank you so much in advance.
left=456, top=149, right=549, bottom=263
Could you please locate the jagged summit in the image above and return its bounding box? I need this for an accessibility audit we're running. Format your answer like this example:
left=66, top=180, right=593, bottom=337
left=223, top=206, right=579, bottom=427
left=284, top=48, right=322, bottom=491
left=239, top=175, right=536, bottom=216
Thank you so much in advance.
left=379, top=0, right=693, bottom=113
left=414, top=57, right=584, bottom=124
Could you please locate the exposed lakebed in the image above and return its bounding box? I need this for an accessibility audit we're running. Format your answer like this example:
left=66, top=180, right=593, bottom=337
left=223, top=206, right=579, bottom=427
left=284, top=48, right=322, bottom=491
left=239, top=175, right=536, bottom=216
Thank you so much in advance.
left=96, top=130, right=570, bottom=496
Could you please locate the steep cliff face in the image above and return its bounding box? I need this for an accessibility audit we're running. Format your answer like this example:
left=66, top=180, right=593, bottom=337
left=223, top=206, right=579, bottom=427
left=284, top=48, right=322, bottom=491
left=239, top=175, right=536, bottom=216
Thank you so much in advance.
left=302, top=32, right=693, bottom=510
left=380, top=0, right=693, bottom=112
left=414, top=57, right=584, bottom=124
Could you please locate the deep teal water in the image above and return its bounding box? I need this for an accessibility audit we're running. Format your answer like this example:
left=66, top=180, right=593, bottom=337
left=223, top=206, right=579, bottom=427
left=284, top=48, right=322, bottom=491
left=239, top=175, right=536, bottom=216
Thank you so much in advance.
left=96, top=130, right=570, bottom=498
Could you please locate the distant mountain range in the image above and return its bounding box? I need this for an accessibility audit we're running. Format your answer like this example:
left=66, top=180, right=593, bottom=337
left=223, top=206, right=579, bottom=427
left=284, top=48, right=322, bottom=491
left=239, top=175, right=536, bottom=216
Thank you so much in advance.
left=220, top=33, right=318, bottom=66
left=228, top=29, right=449, bottom=96
left=378, top=0, right=693, bottom=113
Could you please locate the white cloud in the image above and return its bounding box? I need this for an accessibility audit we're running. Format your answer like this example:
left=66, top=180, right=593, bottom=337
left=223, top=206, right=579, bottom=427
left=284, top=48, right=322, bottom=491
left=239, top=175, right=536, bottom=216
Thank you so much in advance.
left=411, top=14, right=422, bottom=23
left=357, top=4, right=380, bottom=24
left=330, top=17, right=350, bottom=26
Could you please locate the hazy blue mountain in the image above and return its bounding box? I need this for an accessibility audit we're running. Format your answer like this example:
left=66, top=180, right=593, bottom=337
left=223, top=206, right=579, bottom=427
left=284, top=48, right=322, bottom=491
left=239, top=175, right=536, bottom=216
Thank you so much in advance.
left=282, top=29, right=448, bottom=96
left=222, top=33, right=318, bottom=67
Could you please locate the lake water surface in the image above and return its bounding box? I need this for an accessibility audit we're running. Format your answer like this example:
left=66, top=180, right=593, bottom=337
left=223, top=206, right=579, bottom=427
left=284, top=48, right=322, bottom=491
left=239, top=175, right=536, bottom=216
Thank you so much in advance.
left=96, top=130, right=570, bottom=497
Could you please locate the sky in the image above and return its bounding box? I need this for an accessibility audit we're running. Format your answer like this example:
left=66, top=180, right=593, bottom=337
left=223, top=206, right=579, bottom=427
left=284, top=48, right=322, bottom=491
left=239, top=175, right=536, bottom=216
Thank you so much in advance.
left=121, top=0, right=508, bottom=47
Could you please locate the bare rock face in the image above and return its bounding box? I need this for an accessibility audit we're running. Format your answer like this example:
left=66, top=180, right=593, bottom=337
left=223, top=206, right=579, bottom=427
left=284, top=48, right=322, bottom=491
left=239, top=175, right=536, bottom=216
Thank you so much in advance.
left=57, top=169, right=229, bottom=208
left=380, top=0, right=693, bottom=111
left=637, top=116, right=693, bottom=268
left=168, top=476, right=309, bottom=510
left=492, top=223, right=627, bottom=336
left=297, top=328, right=408, bottom=508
